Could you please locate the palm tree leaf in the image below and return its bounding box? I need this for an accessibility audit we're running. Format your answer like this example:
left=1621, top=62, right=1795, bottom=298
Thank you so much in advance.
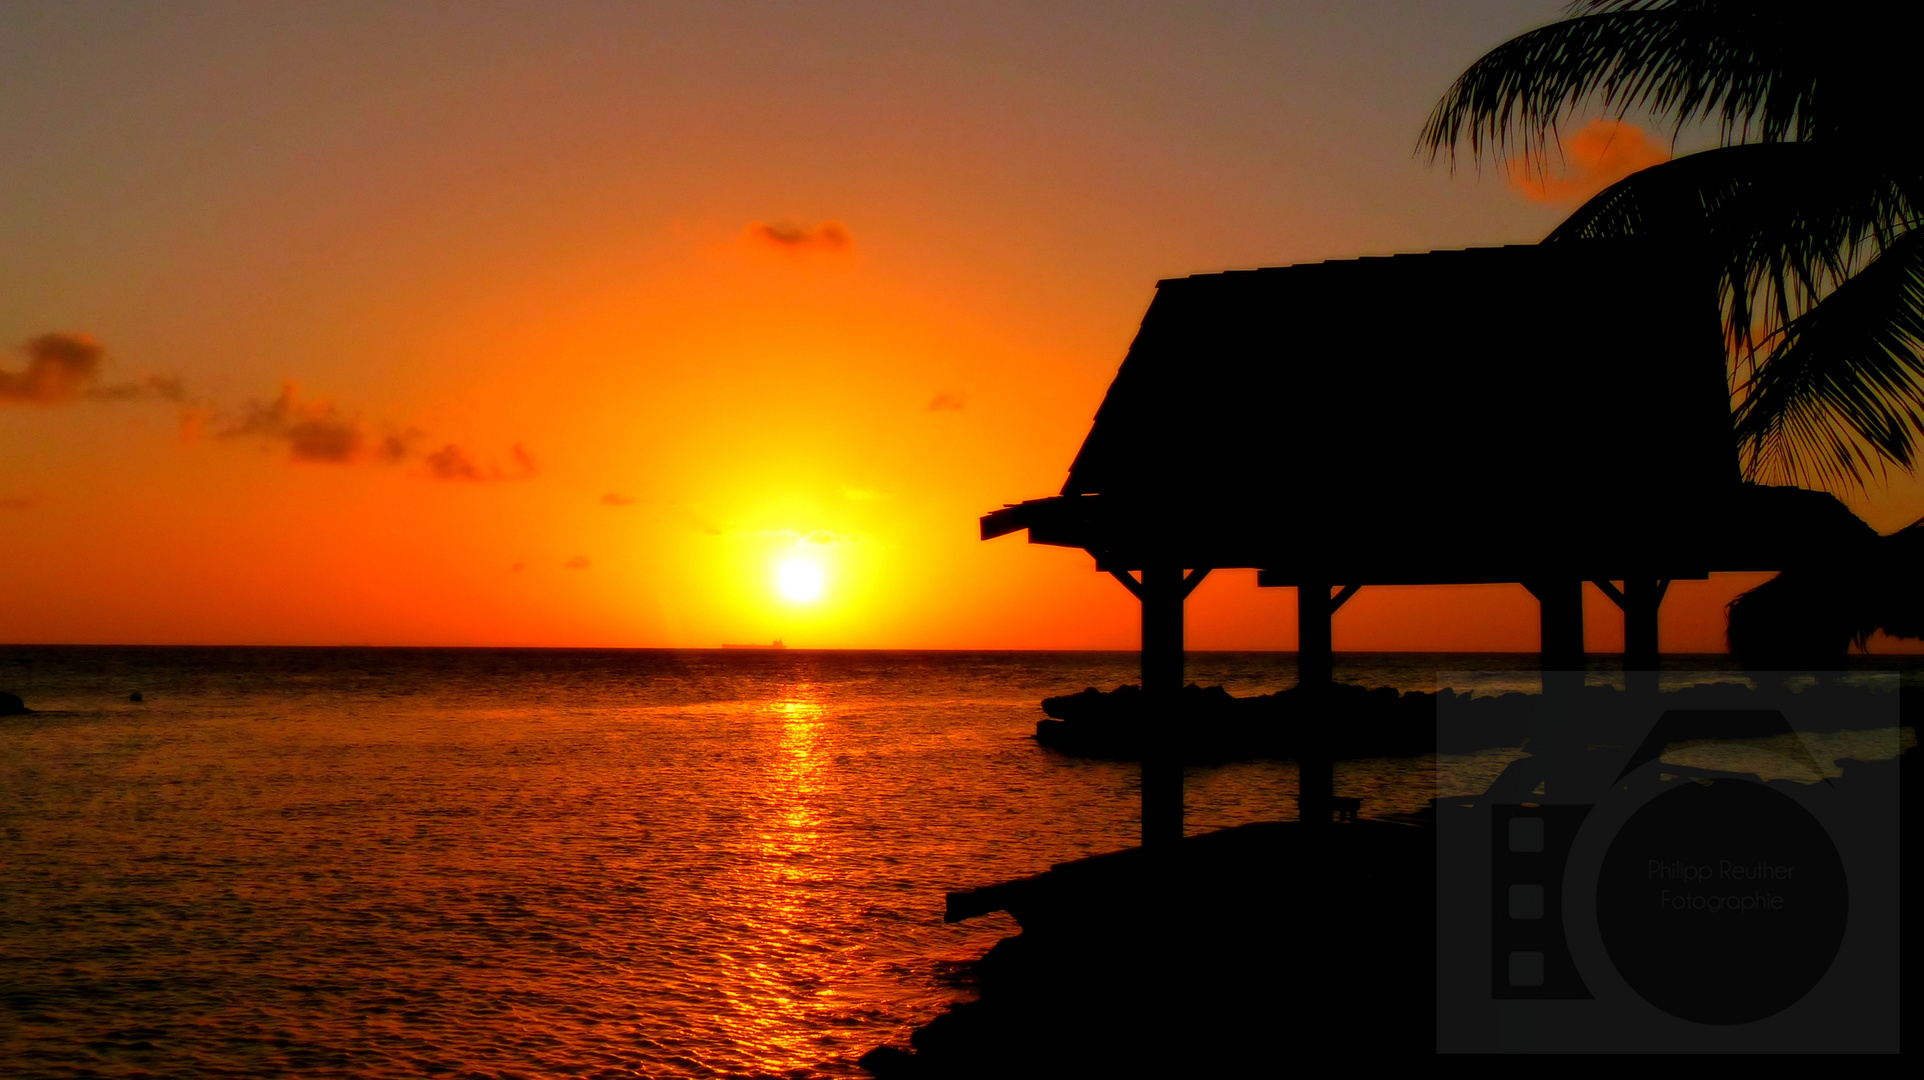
left=1546, top=141, right=1923, bottom=361
left=1733, top=228, right=1924, bottom=487
left=1424, top=1, right=1924, bottom=486
left=1421, top=1, right=1819, bottom=165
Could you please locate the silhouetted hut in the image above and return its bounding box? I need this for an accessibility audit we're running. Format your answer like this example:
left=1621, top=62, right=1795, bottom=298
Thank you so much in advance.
left=983, top=241, right=1771, bottom=845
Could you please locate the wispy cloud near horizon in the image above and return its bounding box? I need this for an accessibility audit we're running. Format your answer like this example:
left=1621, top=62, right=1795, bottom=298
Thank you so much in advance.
left=0, top=333, right=103, bottom=404
left=1, top=333, right=185, bottom=406
left=425, top=440, right=541, bottom=482
left=745, top=219, right=852, bottom=252
left=215, top=381, right=537, bottom=481
left=220, top=382, right=375, bottom=463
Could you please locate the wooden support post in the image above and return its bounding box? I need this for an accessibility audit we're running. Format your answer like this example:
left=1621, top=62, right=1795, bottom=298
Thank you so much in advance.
left=1297, top=582, right=1336, bottom=826
left=1524, top=579, right=1584, bottom=697
left=1624, top=577, right=1661, bottom=695
left=1298, top=581, right=1334, bottom=687
left=1140, top=565, right=1186, bottom=849
left=1590, top=577, right=1666, bottom=694
left=1521, top=579, right=1585, bottom=799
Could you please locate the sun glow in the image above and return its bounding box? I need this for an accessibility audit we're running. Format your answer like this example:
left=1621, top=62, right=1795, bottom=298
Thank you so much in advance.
left=777, top=559, right=824, bottom=602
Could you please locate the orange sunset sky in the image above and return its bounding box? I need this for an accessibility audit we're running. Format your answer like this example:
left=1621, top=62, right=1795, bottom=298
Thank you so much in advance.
left=5, top=1, right=1922, bottom=652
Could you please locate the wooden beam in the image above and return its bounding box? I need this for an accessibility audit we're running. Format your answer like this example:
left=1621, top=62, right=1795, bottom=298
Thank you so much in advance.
left=1330, top=583, right=1362, bottom=612
left=1140, top=565, right=1185, bottom=849
left=1179, top=566, right=1213, bottom=600
left=1590, top=579, right=1627, bottom=610
left=1106, top=567, right=1145, bottom=601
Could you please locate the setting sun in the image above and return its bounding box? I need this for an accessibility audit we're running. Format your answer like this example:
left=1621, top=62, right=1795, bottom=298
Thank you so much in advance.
left=777, top=559, right=824, bottom=603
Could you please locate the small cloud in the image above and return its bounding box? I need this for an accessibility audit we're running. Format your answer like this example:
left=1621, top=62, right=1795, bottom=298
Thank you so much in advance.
left=565, top=555, right=591, bottom=569
left=425, top=443, right=487, bottom=481
left=421, top=442, right=536, bottom=482
left=177, top=378, right=509, bottom=481
left=602, top=492, right=639, bottom=506
left=286, top=418, right=362, bottom=462
left=1, top=333, right=105, bottom=404
left=746, top=219, right=853, bottom=252
left=378, top=429, right=422, bottom=464
left=0, top=496, right=31, bottom=510
left=510, top=562, right=526, bottom=573
left=704, top=527, right=723, bottom=536
left=927, top=389, right=967, bottom=412
left=802, top=529, right=843, bottom=545
left=2, top=333, right=190, bottom=407
left=90, top=372, right=188, bottom=402
left=220, top=382, right=367, bottom=463
left=1505, top=119, right=1669, bottom=205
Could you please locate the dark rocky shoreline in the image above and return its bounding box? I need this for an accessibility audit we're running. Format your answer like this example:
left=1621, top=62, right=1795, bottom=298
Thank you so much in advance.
left=861, top=685, right=1919, bottom=1071
left=860, top=821, right=1435, bottom=1077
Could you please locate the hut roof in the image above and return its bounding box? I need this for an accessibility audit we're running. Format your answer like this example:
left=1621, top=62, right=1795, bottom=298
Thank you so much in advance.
left=983, top=242, right=1745, bottom=582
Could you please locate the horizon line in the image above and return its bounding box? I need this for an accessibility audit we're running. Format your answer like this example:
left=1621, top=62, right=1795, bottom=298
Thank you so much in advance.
left=0, top=642, right=1791, bottom=656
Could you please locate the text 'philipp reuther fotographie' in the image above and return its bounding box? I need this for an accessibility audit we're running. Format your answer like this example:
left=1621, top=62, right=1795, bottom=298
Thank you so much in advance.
left=1650, top=858, right=1796, bottom=913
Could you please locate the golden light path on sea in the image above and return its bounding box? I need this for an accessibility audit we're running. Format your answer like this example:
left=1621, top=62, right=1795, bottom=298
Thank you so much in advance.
left=709, top=682, right=839, bottom=1070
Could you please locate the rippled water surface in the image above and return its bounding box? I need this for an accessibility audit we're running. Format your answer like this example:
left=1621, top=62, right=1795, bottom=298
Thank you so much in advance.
left=1, top=647, right=1914, bottom=1077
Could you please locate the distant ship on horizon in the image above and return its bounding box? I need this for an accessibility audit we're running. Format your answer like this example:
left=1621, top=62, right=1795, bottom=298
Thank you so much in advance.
left=721, top=639, right=787, bottom=650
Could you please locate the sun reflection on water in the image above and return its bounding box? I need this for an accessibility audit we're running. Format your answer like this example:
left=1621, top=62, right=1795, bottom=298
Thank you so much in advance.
left=769, top=684, right=826, bottom=840
left=709, top=681, right=856, bottom=1071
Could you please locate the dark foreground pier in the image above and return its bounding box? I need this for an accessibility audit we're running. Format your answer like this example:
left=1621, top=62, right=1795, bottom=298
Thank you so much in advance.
left=861, top=820, right=1434, bottom=1077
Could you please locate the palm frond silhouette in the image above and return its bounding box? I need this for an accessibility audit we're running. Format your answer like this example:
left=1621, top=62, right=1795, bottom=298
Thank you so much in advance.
left=1423, top=0, right=1923, bottom=489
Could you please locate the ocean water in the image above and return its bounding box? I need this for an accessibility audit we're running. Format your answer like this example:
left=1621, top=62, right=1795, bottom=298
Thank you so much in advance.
left=0, top=647, right=1915, bottom=1078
